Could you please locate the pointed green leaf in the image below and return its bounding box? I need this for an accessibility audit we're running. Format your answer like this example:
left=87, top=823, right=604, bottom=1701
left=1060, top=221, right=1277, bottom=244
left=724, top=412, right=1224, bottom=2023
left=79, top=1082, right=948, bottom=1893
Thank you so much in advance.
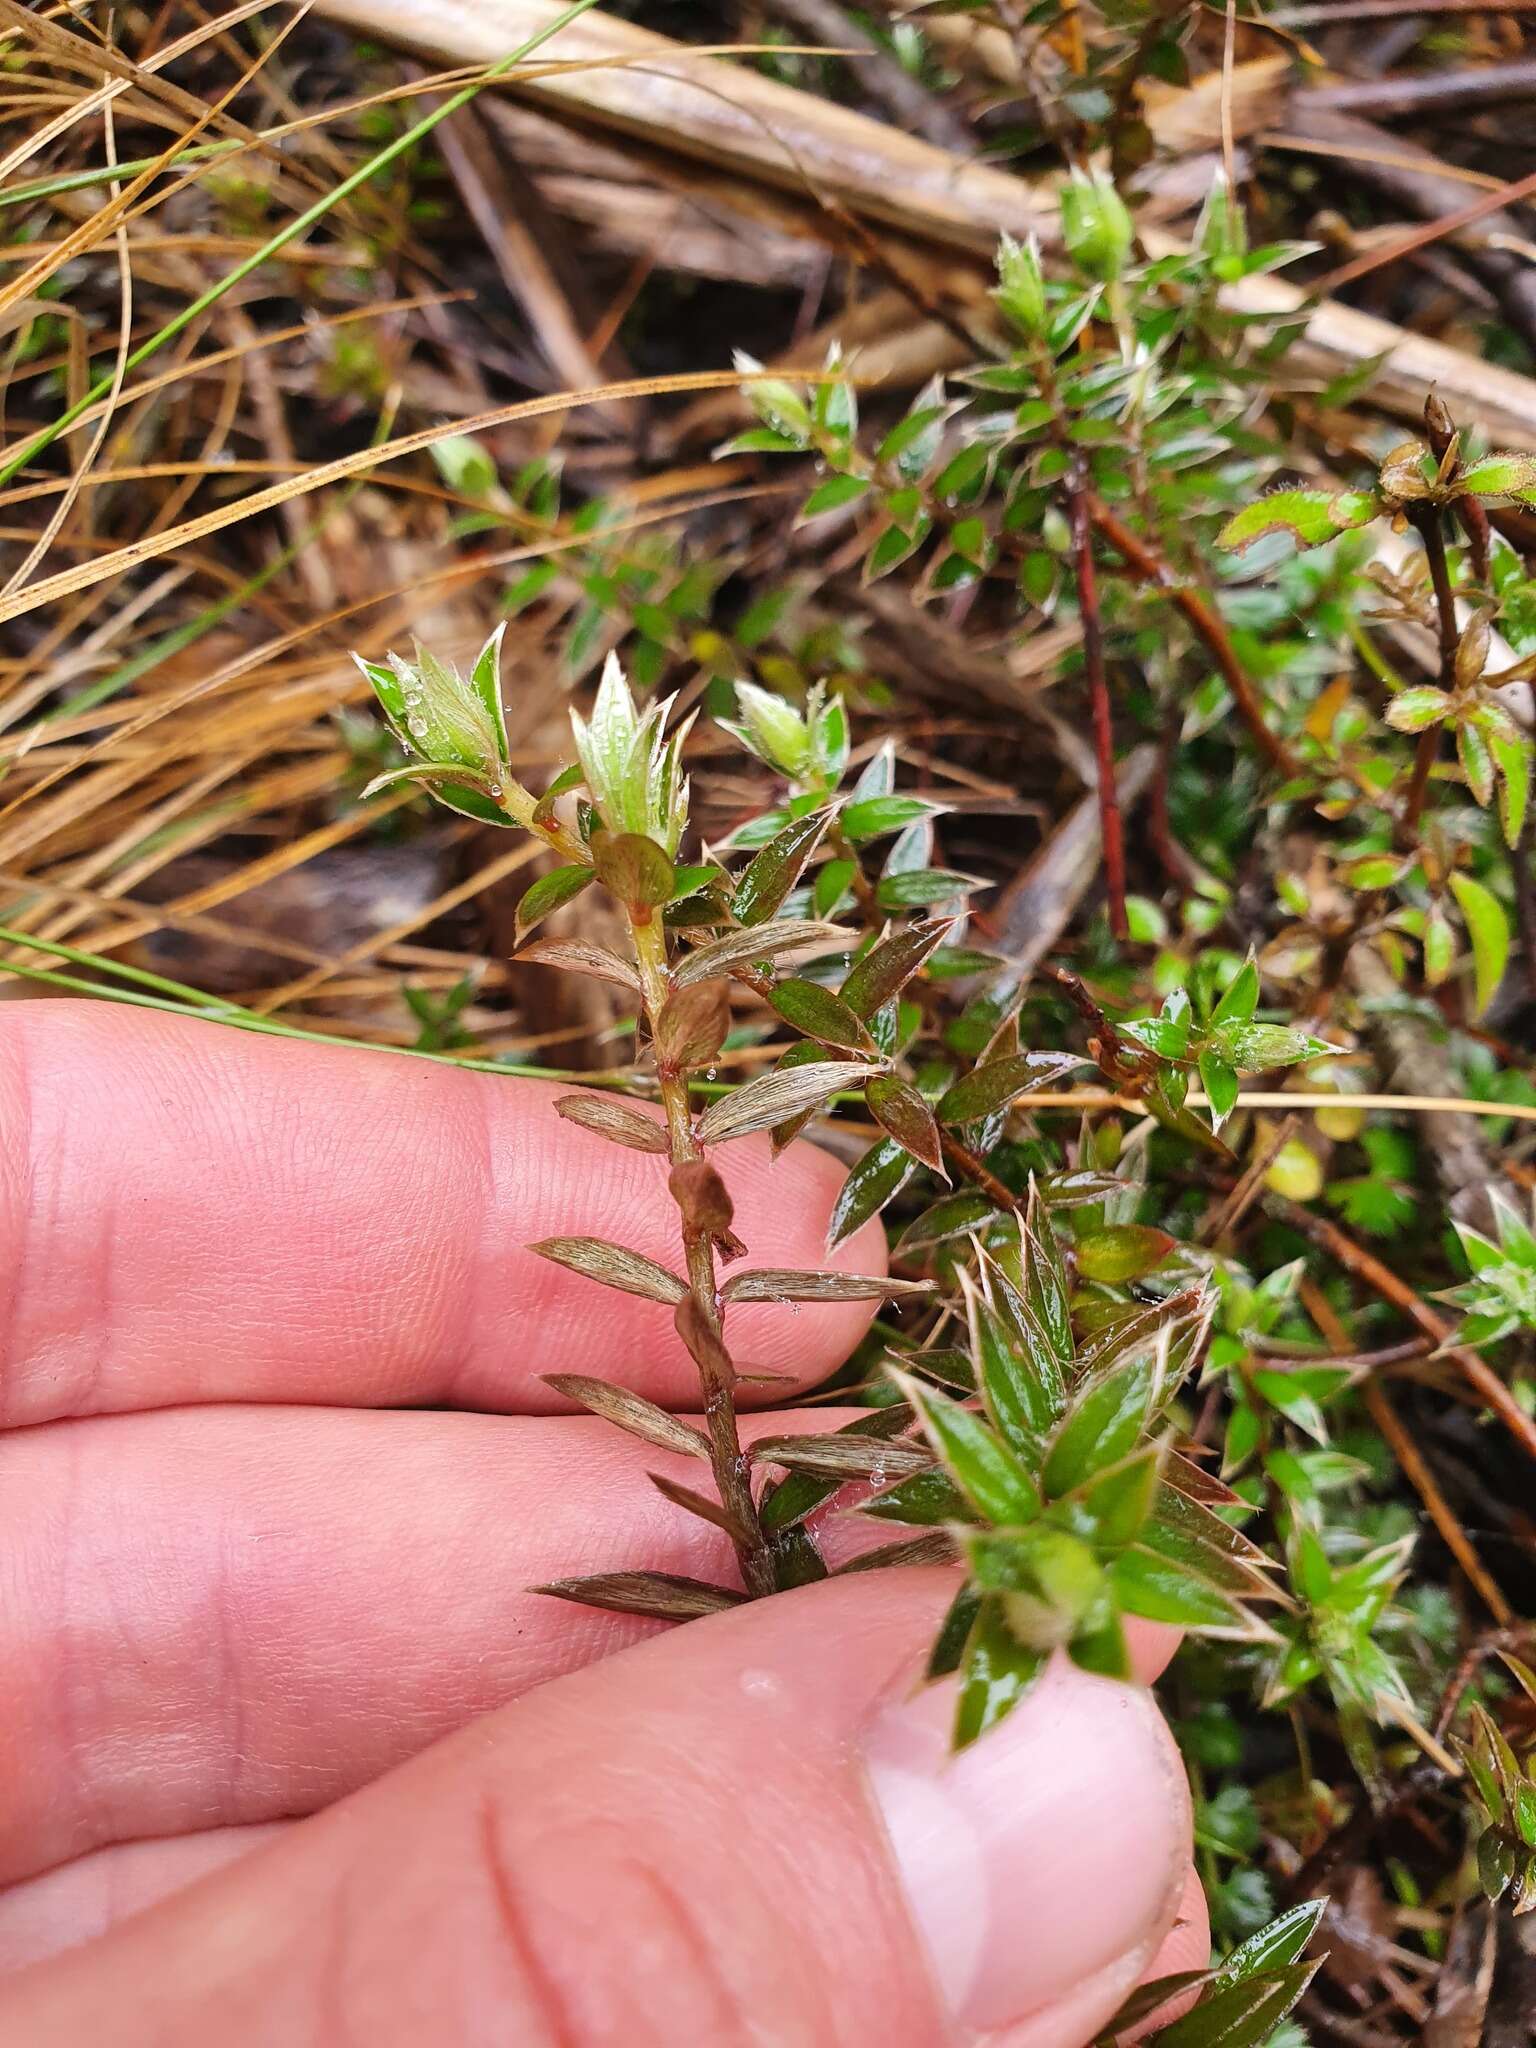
left=937, top=1051, right=1087, bottom=1125
left=866, top=1073, right=946, bottom=1173
left=1074, top=1223, right=1174, bottom=1286
left=766, top=976, right=877, bottom=1053
left=513, top=863, right=596, bottom=944
left=891, top=1370, right=1042, bottom=1526
left=1109, top=1547, right=1253, bottom=1634
left=827, top=1138, right=916, bottom=1250
left=954, top=1596, right=1049, bottom=1748
left=732, top=811, right=834, bottom=926
left=1450, top=871, right=1510, bottom=1017
left=1217, top=487, right=1378, bottom=553
left=840, top=917, right=952, bottom=1017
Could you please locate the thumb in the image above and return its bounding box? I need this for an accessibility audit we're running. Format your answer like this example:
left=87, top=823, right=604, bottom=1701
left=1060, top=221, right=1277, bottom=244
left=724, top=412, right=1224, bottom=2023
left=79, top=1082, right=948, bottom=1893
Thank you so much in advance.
left=0, top=1572, right=1192, bottom=2048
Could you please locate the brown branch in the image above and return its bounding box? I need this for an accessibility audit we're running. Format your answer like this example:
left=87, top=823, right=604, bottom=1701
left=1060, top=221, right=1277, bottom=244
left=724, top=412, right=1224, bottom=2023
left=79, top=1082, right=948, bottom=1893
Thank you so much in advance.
left=1070, top=474, right=1128, bottom=940
left=1402, top=503, right=1457, bottom=839
left=941, top=1133, right=1023, bottom=1213
left=1304, top=1268, right=1512, bottom=1681
left=1088, top=497, right=1303, bottom=779
left=1272, top=1195, right=1536, bottom=1469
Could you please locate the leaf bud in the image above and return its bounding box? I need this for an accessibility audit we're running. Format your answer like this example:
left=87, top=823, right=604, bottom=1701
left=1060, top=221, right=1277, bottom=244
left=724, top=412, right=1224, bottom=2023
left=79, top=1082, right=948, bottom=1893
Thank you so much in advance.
left=1060, top=170, right=1134, bottom=285
left=994, top=232, right=1048, bottom=340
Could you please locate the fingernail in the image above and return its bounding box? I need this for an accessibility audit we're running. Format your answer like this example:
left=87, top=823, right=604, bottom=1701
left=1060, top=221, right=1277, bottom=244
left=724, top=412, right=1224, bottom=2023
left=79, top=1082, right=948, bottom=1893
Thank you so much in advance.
left=864, top=1658, right=1186, bottom=2034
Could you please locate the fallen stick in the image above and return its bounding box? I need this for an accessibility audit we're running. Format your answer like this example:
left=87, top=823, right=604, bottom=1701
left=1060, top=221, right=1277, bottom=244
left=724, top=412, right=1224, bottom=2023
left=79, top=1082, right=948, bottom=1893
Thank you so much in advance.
left=315, top=0, right=1536, bottom=446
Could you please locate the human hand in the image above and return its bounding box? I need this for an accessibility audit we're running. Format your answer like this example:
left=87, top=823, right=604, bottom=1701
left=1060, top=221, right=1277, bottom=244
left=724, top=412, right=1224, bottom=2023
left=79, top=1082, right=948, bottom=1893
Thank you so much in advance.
left=0, top=1003, right=1207, bottom=2045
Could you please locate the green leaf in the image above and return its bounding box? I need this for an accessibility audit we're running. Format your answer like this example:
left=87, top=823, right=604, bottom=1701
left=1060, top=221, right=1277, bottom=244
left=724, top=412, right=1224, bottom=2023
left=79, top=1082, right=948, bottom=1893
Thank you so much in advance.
left=862, top=1467, right=972, bottom=1526
left=927, top=1583, right=982, bottom=1678
left=513, top=863, right=595, bottom=943
left=799, top=473, right=870, bottom=520
left=1110, top=1548, right=1249, bottom=1633
left=1217, top=487, right=1378, bottom=553
left=766, top=977, right=877, bottom=1053
left=990, top=1269, right=1069, bottom=1426
left=1495, top=732, right=1532, bottom=846
left=1042, top=1352, right=1159, bottom=1497
left=954, top=1596, right=1048, bottom=1748
left=964, top=1278, right=1050, bottom=1462
left=1450, top=872, right=1510, bottom=1018
left=1216, top=1022, right=1317, bottom=1072
left=895, top=1190, right=999, bottom=1250
left=877, top=395, right=950, bottom=478
left=937, top=1051, right=1086, bottom=1125
left=1458, top=451, right=1536, bottom=499
left=732, top=811, right=834, bottom=926
left=591, top=831, right=675, bottom=912
left=826, top=1138, right=916, bottom=1250
left=1068, top=1594, right=1132, bottom=1680
left=1076, top=1444, right=1163, bottom=1548
left=1385, top=686, right=1451, bottom=733
left=1199, top=1049, right=1240, bottom=1126
left=1211, top=957, right=1260, bottom=1025
left=1074, top=1223, right=1174, bottom=1286
left=891, top=1371, right=1042, bottom=1526
left=1023, top=1206, right=1075, bottom=1380
left=1153, top=1960, right=1318, bottom=2046
left=1217, top=1900, right=1326, bottom=1982
left=866, top=1073, right=946, bottom=1173
left=843, top=795, right=939, bottom=844
left=876, top=867, right=982, bottom=910
left=840, top=917, right=951, bottom=1017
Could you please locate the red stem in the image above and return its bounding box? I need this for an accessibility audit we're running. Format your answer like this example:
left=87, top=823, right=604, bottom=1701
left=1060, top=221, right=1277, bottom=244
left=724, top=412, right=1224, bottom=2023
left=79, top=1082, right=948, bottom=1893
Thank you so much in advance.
left=1089, top=497, right=1302, bottom=780
left=1070, top=476, right=1128, bottom=940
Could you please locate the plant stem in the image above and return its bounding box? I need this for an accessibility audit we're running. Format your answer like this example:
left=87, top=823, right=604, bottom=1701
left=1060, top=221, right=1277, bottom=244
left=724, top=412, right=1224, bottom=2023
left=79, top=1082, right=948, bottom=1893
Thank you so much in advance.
left=1088, top=497, right=1303, bottom=779
left=628, top=914, right=775, bottom=1597
left=1069, top=472, right=1128, bottom=940
left=1402, top=503, right=1458, bottom=839
left=494, top=782, right=587, bottom=864
left=826, top=818, right=880, bottom=922
left=1269, top=1193, right=1536, bottom=1469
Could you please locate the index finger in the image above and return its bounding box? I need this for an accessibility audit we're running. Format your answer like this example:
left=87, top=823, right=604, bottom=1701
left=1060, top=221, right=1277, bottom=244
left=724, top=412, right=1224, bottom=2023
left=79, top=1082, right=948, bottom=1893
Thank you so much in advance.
left=0, top=1001, right=889, bottom=1426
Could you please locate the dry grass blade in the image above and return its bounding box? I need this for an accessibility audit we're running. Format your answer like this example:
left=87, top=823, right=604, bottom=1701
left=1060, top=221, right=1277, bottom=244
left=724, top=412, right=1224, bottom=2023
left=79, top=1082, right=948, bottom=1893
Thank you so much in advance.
left=0, top=371, right=829, bottom=627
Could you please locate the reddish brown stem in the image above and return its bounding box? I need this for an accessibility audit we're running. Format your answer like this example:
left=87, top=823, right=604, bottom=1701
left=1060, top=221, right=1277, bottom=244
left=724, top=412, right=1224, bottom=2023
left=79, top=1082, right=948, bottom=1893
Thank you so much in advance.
left=1087, top=498, right=1303, bottom=779
left=1272, top=1194, right=1536, bottom=1469
left=1302, top=1278, right=1513, bottom=1626
left=1069, top=477, right=1128, bottom=940
left=1402, top=503, right=1458, bottom=839
left=941, top=1133, right=1023, bottom=1213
